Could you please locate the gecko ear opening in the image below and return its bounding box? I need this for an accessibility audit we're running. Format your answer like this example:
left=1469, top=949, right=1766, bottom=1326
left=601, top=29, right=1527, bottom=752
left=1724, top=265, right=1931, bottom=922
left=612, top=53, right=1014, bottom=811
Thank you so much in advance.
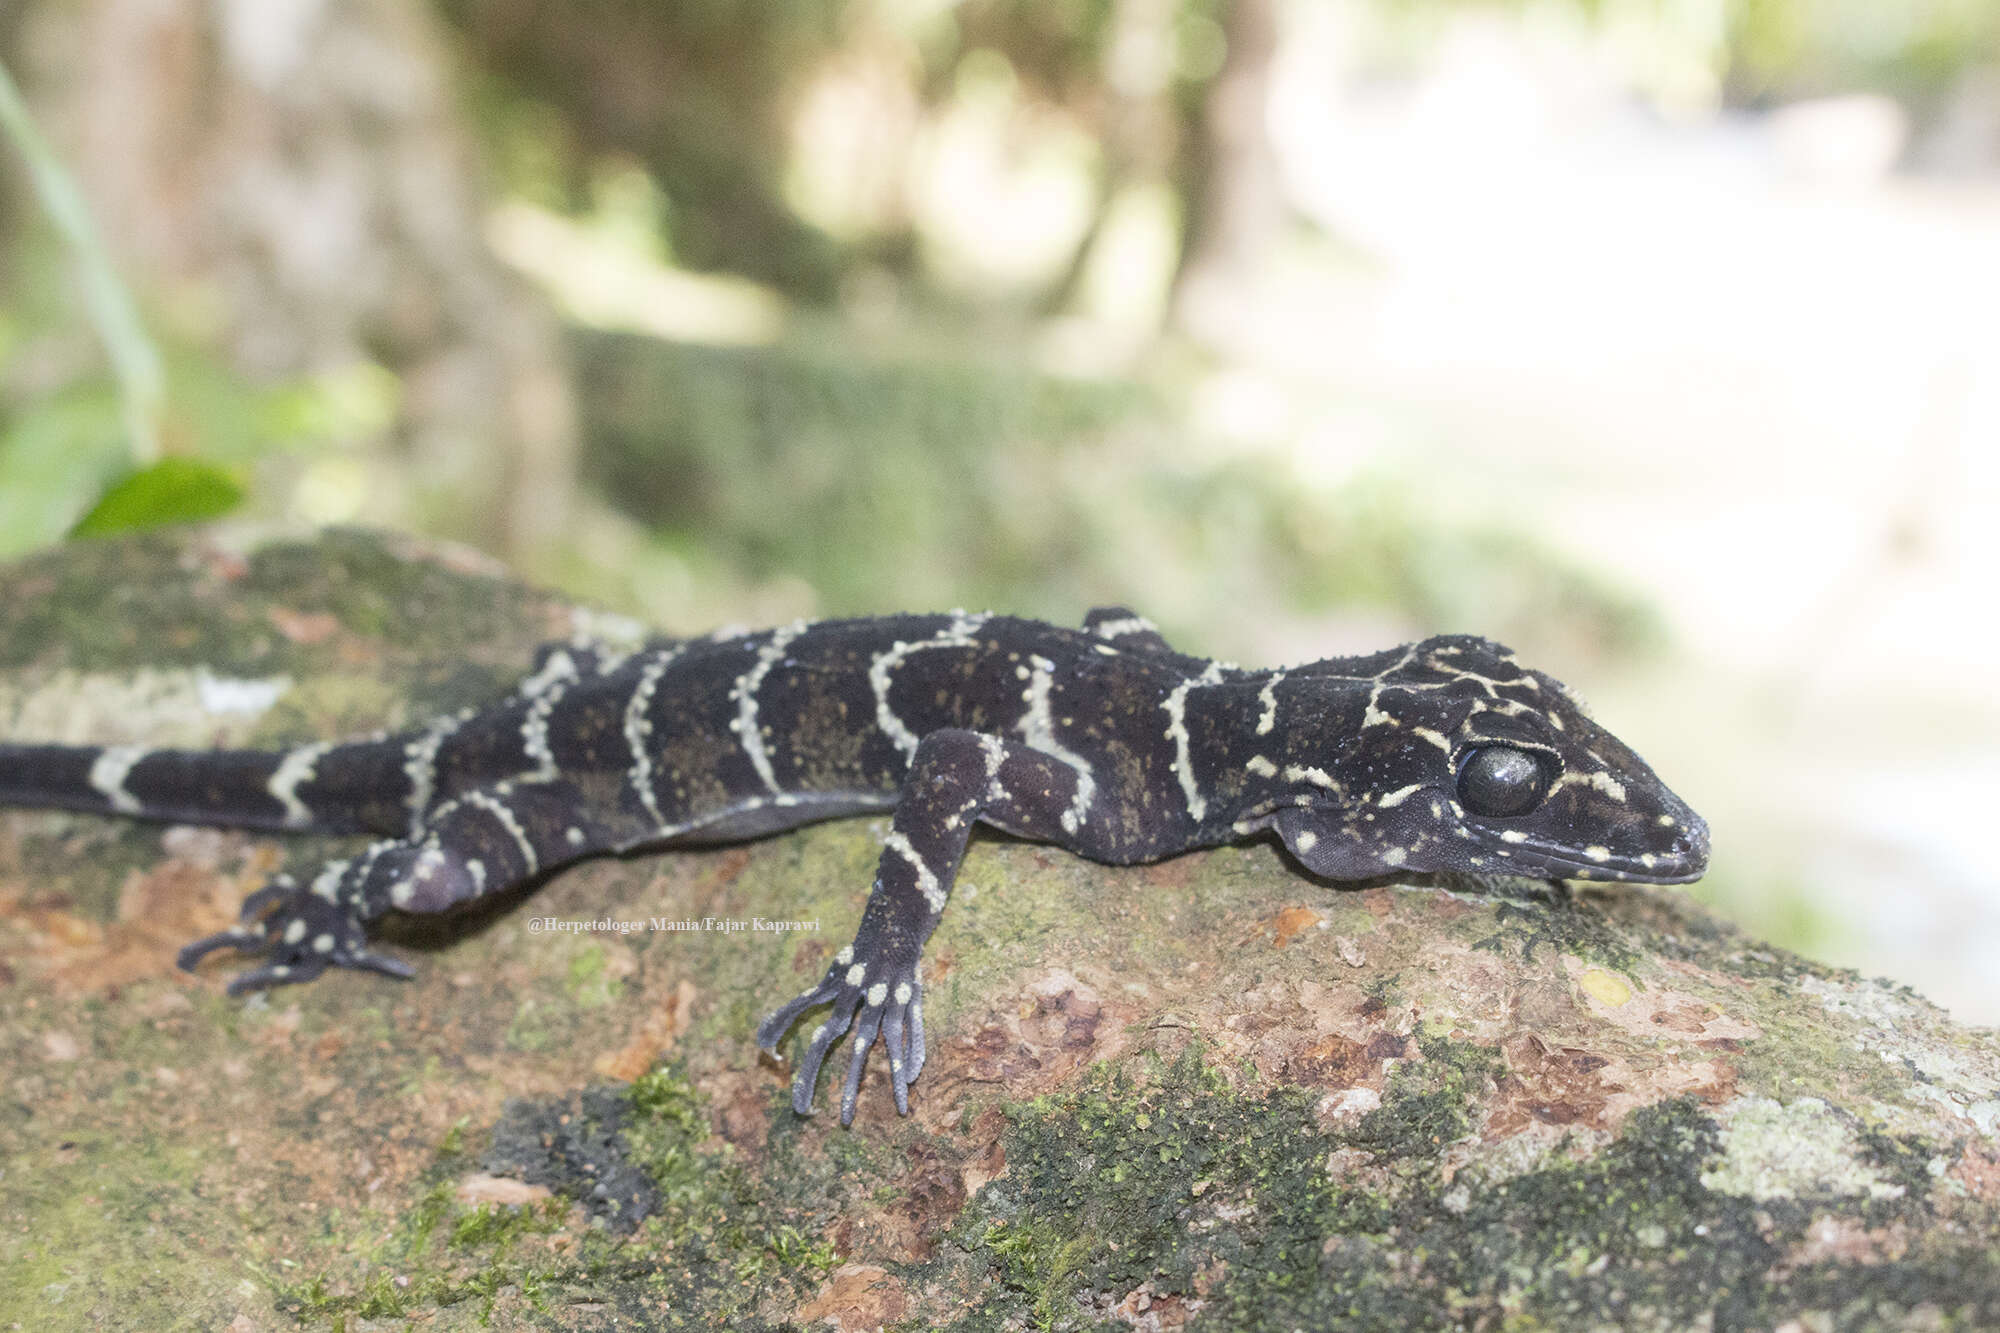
left=1455, top=745, right=1552, bottom=818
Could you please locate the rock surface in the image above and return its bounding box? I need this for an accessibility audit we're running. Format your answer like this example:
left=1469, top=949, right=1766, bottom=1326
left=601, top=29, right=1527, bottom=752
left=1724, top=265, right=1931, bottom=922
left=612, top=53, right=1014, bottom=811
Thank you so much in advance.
left=1, top=528, right=1996, bottom=1331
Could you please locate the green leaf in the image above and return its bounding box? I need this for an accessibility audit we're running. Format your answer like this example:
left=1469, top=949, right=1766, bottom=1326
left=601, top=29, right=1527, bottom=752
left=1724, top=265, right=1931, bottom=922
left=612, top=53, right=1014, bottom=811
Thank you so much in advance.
left=0, top=386, right=130, bottom=557
left=69, top=457, right=244, bottom=538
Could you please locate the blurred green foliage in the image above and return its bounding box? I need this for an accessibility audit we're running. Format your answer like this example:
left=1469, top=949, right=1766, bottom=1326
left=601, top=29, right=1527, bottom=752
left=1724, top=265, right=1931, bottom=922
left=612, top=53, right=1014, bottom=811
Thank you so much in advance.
left=69, top=457, right=243, bottom=539
left=1723, top=0, right=2000, bottom=105
left=575, top=331, right=1658, bottom=657
left=444, top=0, right=1229, bottom=308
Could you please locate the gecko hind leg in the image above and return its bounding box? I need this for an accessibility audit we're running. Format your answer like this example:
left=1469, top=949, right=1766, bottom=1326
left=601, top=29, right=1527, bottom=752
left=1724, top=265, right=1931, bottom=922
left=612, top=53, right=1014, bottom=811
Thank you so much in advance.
left=180, top=778, right=616, bottom=995
left=177, top=866, right=415, bottom=994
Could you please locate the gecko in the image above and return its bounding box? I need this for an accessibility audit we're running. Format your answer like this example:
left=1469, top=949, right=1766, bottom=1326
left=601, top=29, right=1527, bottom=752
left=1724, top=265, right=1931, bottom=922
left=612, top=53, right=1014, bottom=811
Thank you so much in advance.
left=0, top=608, right=1708, bottom=1124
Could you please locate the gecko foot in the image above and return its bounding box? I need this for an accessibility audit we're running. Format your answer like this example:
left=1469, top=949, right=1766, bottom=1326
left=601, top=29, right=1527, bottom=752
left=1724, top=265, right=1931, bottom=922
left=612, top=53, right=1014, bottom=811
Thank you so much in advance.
left=756, top=953, right=926, bottom=1126
left=177, top=873, right=414, bottom=994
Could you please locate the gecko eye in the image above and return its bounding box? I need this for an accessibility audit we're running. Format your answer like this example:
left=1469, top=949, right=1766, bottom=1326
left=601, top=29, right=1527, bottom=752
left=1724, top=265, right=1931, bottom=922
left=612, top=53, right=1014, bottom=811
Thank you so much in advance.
left=1456, top=745, right=1550, bottom=817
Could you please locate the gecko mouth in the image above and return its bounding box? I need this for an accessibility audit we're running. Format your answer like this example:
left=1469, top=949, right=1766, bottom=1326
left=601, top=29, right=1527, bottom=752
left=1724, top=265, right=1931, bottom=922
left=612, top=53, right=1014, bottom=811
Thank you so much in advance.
left=1470, top=823, right=1709, bottom=885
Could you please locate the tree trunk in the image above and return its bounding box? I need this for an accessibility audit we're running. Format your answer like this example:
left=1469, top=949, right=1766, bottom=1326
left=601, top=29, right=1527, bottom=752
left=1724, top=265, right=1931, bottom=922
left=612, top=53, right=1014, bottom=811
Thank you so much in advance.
left=0, top=0, right=575, bottom=557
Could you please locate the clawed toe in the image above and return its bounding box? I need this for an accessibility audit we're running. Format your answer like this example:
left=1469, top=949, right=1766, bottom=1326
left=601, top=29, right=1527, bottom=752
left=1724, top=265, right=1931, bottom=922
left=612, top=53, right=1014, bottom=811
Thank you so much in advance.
left=175, top=925, right=267, bottom=969
left=758, top=960, right=925, bottom=1123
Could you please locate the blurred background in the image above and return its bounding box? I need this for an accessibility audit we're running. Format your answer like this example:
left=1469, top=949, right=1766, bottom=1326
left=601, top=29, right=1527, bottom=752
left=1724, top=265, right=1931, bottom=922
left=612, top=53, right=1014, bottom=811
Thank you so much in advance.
left=0, top=1, right=1995, bottom=1019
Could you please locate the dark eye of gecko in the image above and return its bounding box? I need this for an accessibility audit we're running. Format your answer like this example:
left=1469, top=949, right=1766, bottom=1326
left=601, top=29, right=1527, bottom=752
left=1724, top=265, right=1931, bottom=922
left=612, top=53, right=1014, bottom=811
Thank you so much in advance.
left=1456, top=745, right=1549, bottom=817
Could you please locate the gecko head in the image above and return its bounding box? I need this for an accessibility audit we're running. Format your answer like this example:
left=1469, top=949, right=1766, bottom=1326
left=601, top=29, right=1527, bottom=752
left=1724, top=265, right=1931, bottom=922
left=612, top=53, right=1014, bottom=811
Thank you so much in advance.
left=1267, top=636, right=1709, bottom=885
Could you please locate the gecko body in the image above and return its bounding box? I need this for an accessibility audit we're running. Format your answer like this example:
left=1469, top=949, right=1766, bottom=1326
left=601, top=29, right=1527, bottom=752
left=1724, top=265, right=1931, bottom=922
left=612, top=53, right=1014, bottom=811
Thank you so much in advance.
left=0, top=608, right=1708, bottom=1123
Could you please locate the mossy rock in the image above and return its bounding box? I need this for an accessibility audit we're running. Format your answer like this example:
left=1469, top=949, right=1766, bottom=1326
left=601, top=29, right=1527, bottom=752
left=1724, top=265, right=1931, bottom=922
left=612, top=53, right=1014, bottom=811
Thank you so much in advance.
left=0, top=528, right=1995, bottom=1331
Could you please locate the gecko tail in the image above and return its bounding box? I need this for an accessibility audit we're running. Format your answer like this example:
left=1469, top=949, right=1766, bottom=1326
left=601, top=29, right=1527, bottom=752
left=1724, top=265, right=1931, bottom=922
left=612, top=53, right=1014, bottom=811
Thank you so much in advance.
left=0, top=737, right=414, bottom=836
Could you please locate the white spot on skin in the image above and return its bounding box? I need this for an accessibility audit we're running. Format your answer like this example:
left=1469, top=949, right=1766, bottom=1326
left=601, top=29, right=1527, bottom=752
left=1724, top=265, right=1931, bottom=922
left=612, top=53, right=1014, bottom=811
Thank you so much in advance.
left=733, top=621, right=806, bottom=796
left=624, top=647, right=682, bottom=831
left=1378, top=783, right=1423, bottom=809
left=1245, top=754, right=1278, bottom=778
left=884, top=829, right=946, bottom=913
left=520, top=669, right=573, bottom=780
left=1283, top=765, right=1342, bottom=795
left=519, top=649, right=578, bottom=698
left=1020, top=654, right=1096, bottom=833
left=1500, top=830, right=1529, bottom=843
left=310, top=859, right=349, bottom=902
left=565, top=826, right=585, bottom=846
left=312, top=933, right=336, bottom=954
left=1584, top=845, right=1612, bottom=862
left=1256, top=671, right=1285, bottom=735
left=283, top=919, right=308, bottom=945
left=266, top=742, right=331, bottom=829
left=466, top=791, right=539, bottom=874
left=1362, top=686, right=1400, bottom=729
left=846, top=964, right=867, bottom=987
left=1089, top=614, right=1159, bottom=642
left=1411, top=727, right=1453, bottom=755
left=1657, top=814, right=1677, bottom=828
left=1382, top=847, right=1408, bottom=867
left=1164, top=663, right=1225, bottom=822
left=979, top=734, right=1008, bottom=778
left=869, top=614, right=990, bottom=761
left=835, top=946, right=854, bottom=966
left=866, top=982, right=888, bottom=1006
left=87, top=745, right=147, bottom=814
left=1295, top=829, right=1318, bottom=853
left=1552, top=769, right=1629, bottom=803
left=403, top=711, right=467, bottom=837
left=894, top=982, right=912, bottom=1004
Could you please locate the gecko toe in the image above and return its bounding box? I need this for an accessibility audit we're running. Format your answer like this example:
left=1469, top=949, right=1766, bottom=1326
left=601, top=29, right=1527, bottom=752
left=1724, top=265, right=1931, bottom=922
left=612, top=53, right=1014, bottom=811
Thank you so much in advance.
left=788, top=996, right=859, bottom=1116
left=176, top=926, right=265, bottom=970
left=235, top=877, right=297, bottom=921
left=906, top=994, right=927, bottom=1084
left=839, top=1005, right=887, bottom=1126
left=224, top=956, right=331, bottom=994
left=880, top=1006, right=913, bottom=1115
left=756, top=979, right=839, bottom=1055
left=348, top=948, right=417, bottom=980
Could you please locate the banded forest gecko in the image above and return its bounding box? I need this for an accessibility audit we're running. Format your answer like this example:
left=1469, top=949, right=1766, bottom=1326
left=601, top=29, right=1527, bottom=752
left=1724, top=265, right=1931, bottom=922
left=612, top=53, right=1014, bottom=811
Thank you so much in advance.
left=0, top=608, right=1708, bottom=1124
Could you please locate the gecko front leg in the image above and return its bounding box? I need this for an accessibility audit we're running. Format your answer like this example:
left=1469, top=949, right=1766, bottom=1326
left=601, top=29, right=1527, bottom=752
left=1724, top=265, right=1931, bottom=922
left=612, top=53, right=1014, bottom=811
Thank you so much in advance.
left=758, top=728, right=1085, bottom=1124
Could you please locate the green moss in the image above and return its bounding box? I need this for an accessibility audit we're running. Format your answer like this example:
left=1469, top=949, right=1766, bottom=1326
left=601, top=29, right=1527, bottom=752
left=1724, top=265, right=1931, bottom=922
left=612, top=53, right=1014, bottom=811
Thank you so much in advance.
left=940, top=1044, right=2000, bottom=1332
left=0, top=1127, right=358, bottom=1332
left=242, top=530, right=499, bottom=650
left=501, top=994, right=561, bottom=1053
left=1348, top=1030, right=1505, bottom=1163
left=281, top=1069, right=846, bottom=1328
left=563, top=944, right=619, bottom=1009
